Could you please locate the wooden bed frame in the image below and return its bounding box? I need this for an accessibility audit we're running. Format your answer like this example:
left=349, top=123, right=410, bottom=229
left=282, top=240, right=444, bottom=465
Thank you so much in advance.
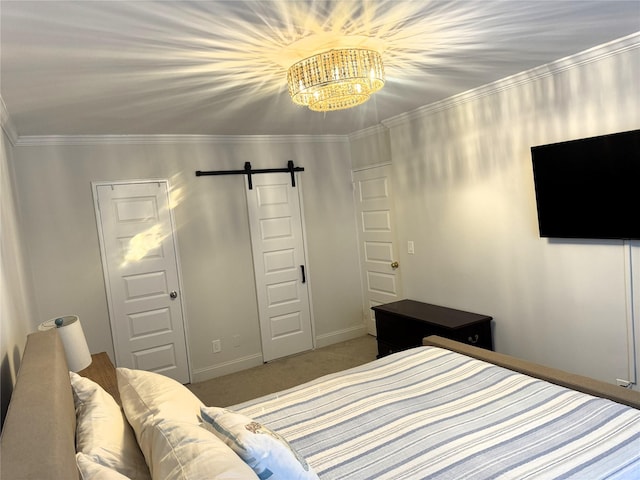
left=1, top=330, right=638, bottom=479
left=422, top=336, right=640, bottom=409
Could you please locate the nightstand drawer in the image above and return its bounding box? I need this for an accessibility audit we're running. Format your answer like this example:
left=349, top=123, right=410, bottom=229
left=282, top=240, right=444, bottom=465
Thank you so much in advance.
left=377, top=340, right=399, bottom=358
left=376, top=313, right=426, bottom=349
left=448, top=323, right=493, bottom=350
left=373, top=300, right=493, bottom=358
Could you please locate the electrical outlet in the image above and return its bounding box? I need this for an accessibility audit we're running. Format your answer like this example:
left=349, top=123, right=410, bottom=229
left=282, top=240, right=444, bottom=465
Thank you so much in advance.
left=212, top=339, right=221, bottom=353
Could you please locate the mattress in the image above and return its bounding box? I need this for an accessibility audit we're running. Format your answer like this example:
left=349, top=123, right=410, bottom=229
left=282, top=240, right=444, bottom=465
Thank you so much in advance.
left=232, top=346, right=640, bottom=479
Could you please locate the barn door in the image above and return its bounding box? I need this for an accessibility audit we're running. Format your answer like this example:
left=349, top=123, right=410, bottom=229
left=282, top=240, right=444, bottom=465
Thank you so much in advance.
left=246, top=173, right=314, bottom=362
left=93, top=180, right=190, bottom=383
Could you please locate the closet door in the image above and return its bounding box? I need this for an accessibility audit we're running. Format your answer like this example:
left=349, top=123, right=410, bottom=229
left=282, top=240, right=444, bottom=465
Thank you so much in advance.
left=246, top=173, right=314, bottom=362
left=353, top=165, right=403, bottom=335
left=94, top=180, right=190, bottom=383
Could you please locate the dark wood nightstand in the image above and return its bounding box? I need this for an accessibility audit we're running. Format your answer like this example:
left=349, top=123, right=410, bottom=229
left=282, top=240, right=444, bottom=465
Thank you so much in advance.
left=77, top=352, right=120, bottom=405
left=372, top=299, right=493, bottom=358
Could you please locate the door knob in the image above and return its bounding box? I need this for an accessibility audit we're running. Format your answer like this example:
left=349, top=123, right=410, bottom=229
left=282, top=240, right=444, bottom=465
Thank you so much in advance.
left=390, top=261, right=399, bottom=269
left=169, top=291, right=178, bottom=299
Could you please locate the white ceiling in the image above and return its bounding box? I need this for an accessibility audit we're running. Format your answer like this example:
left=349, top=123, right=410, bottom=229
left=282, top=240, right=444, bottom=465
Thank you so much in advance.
left=1, top=0, right=638, bottom=137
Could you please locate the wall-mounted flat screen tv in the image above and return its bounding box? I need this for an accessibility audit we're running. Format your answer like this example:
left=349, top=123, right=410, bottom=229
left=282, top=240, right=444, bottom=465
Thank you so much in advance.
left=531, top=129, right=640, bottom=240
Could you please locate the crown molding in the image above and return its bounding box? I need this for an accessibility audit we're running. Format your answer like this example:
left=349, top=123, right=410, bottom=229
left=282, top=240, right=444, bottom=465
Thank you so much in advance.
left=348, top=123, right=389, bottom=141
left=13, top=133, right=350, bottom=147
left=8, top=33, right=638, bottom=146
left=382, top=32, right=640, bottom=129
left=0, top=96, right=19, bottom=146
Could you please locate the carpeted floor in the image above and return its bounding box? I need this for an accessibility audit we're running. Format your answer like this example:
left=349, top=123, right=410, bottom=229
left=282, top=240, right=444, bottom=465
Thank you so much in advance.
left=187, top=334, right=378, bottom=407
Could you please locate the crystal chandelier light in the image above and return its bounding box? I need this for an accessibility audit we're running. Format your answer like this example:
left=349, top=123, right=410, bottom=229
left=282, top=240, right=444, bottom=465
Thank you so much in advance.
left=287, top=48, right=385, bottom=112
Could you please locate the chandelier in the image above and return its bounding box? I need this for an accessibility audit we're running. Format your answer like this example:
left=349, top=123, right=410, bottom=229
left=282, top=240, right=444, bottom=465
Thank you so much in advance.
left=287, top=48, right=385, bottom=112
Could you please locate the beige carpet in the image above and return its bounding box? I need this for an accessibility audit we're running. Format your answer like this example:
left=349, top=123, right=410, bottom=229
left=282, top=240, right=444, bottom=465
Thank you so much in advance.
left=187, top=334, right=378, bottom=407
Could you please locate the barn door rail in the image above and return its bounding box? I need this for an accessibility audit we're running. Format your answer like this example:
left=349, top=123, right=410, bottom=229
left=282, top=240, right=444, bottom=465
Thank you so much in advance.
left=195, top=161, right=304, bottom=190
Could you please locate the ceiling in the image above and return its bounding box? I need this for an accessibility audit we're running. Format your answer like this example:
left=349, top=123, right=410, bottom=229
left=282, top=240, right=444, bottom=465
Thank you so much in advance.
left=1, top=1, right=638, bottom=137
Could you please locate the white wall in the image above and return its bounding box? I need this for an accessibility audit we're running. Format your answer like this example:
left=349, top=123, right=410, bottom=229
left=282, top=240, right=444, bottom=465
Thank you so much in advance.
left=4, top=35, right=639, bottom=395
left=10, top=137, right=364, bottom=382
left=1, top=127, right=36, bottom=424
left=349, top=125, right=392, bottom=169
left=385, top=40, right=640, bottom=384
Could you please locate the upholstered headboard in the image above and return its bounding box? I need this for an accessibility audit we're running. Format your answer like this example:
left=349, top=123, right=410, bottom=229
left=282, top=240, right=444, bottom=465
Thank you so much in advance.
left=0, top=329, right=79, bottom=479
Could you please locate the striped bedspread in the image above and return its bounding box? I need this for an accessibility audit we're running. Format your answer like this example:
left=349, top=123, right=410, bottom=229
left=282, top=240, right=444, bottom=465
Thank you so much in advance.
left=232, top=346, right=640, bottom=479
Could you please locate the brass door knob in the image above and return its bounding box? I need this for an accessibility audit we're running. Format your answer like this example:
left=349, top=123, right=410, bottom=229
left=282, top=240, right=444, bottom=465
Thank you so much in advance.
left=390, top=261, right=399, bottom=269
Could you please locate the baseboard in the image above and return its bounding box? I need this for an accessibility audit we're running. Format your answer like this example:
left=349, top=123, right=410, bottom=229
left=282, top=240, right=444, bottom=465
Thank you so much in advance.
left=190, top=325, right=368, bottom=383
left=190, top=353, right=264, bottom=383
left=315, top=325, right=368, bottom=349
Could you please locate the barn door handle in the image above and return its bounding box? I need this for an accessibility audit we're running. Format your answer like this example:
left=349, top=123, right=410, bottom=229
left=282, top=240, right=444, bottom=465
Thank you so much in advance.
left=300, top=265, right=306, bottom=284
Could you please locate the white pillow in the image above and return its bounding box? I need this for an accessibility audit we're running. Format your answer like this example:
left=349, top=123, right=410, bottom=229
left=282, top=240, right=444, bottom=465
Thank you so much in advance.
left=76, top=452, right=133, bottom=480
left=201, top=406, right=319, bottom=480
left=117, top=367, right=257, bottom=479
left=116, top=366, right=204, bottom=462
left=149, top=419, right=259, bottom=480
left=70, top=372, right=150, bottom=480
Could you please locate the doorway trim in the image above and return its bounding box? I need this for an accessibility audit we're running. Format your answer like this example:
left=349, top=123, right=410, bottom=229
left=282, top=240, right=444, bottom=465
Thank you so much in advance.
left=92, top=179, right=192, bottom=383
left=352, top=163, right=403, bottom=336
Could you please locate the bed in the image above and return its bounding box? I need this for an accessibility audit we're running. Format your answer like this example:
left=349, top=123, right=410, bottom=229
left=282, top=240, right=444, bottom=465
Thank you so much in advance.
left=2, top=329, right=639, bottom=479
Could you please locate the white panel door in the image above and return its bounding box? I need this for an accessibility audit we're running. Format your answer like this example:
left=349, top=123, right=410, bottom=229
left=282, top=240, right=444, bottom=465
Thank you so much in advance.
left=353, top=165, right=403, bottom=335
left=94, top=181, right=190, bottom=383
left=246, top=173, right=313, bottom=362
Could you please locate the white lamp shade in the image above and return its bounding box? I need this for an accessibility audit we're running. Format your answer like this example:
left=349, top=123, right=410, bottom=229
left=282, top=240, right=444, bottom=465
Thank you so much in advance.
left=39, top=315, right=92, bottom=371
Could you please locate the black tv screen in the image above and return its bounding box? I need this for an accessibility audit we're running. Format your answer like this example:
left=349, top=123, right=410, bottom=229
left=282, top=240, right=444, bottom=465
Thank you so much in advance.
left=531, top=129, right=640, bottom=240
